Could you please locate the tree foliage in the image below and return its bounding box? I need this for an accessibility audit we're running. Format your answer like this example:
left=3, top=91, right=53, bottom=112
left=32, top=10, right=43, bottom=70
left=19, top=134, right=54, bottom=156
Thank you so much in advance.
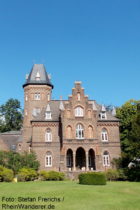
left=0, top=98, right=23, bottom=132
left=0, top=151, right=40, bottom=174
left=116, top=99, right=140, bottom=168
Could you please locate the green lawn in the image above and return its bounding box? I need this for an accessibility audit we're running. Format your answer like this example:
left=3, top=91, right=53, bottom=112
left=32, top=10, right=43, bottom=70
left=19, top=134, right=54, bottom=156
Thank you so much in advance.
left=0, top=181, right=140, bottom=210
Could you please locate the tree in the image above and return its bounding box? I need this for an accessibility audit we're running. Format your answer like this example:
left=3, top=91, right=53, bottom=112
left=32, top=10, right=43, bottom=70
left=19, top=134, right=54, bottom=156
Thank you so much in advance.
left=0, top=151, right=40, bottom=174
left=128, top=103, right=140, bottom=158
left=0, top=98, right=23, bottom=132
left=116, top=99, right=140, bottom=167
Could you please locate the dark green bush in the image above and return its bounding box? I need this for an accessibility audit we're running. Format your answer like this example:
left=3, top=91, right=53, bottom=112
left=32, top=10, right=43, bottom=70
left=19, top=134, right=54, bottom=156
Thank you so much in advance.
left=79, top=172, right=106, bottom=185
left=0, top=165, right=14, bottom=182
left=105, top=169, right=119, bottom=181
left=39, top=170, right=65, bottom=181
left=17, top=168, right=38, bottom=182
left=126, top=167, right=140, bottom=182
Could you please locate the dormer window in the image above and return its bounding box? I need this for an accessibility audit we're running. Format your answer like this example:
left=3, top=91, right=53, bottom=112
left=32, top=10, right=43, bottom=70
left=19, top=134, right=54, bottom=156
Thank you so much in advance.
left=34, top=93, right=40, bottom=100
left=35, top=72, right=40, bottom=81
left=100, top=112, right=107, bottom=119
left=45, top=104, right=51, bottom=120
left=75, top=106, right=84, bottom=117
left=45, top=112, right=52, bottom=120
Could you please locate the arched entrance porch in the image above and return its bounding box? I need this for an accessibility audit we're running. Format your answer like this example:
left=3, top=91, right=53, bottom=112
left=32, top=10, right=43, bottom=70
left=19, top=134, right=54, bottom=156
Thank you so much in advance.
left=88, top=149, right=96, bottom=170
left=76, top=147, right=86, bottom=170
left=66, top=149, right=73, bottom=170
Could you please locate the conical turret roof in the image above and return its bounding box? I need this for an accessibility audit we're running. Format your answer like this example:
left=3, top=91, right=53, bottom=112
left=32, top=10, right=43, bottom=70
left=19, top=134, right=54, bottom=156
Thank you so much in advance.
left=23, top=64, right=53, bottom=88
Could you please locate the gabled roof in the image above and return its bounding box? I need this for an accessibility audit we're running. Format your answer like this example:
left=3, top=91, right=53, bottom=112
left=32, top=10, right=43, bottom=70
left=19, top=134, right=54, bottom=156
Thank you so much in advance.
left=31, top=101, right=61, bottom=122
left=23, top=64, right=53, bottom=88
left=0, top=131, right=22, bottom=151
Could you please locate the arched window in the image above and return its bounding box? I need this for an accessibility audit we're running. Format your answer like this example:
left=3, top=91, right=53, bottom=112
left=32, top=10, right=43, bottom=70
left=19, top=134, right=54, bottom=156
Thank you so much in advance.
left=101, top=128, right=108, bottom=141
left=75, top=106, right=84, bottom=117
left=47, top=94, right=50, bottom=101
left=67, top=126, right=72, bottom=139
left=66, top=149, right=73, bottom=168
left=45, top=152, right=52, bottom=167
left=45, top=128, right=52, bottom=142
left=77, top=93, right=80, bottom=101
left=103, top=151, right=110, bottom=166
left=88, top=126, right=93, bottom=139
left=76, top=124, right=84, bottom=139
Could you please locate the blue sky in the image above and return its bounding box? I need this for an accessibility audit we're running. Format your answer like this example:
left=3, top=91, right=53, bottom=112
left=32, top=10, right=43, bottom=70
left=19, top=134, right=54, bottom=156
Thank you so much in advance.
left=0, top=0, right=140, bottom=108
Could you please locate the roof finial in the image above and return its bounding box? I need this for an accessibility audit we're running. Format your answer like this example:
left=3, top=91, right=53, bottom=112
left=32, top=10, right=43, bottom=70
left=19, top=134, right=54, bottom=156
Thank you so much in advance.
left=101, top=104, right=106, bottom=112
left=92, top=101, right=97, bottom=111
left=112, top=106, right=116, bottom=116
left=59, top=96, right=65, bottom=110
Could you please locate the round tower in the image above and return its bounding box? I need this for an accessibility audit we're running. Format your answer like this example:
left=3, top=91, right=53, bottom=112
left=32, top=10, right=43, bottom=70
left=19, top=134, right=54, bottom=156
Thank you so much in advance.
left=22, top=64, right=53, bottom=151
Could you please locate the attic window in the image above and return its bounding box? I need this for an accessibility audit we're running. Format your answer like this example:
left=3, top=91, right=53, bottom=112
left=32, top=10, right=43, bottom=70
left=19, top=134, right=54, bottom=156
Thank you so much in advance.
left=35, top=72, right=40, bottom=81
left=45, top=112, right=52, bottom=120
left=100, top=113, right=107, bottom=120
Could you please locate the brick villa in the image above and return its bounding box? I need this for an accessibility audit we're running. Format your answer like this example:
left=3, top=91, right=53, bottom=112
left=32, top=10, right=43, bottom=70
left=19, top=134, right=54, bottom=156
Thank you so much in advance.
left=0, top=64, right=121, bottom=175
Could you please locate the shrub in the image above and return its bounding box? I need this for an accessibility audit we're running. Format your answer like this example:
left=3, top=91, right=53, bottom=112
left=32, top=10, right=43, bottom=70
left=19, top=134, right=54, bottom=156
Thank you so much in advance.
left=39, top=170, right=65, bottom=181
left=17, top=168, right=38, bottom=182
left=105, top=169, right=119, bottom=181
left=117, top=169, right=127, bottom=181
left=0, top=165, right=14, bottom=182
left=126, top=167, right=140, bottom=182
left=79, top=172, right=106, bottom=185
left=39, top=170, right=49, bottom=181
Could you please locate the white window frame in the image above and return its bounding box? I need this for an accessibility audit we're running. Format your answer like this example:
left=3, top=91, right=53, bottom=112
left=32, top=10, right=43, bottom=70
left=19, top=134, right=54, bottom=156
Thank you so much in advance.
left=76, top=124, right=84, bottom=139
left=101, top=129, right=108, bottom=141
left=103, top=154, right=110, bottom=166
left=100, top=112, right=107, bottom=119
left=45, top=155, right=52, bottom=167
left=45, top=129, right=52, bottom=142
left=34, top=93, right=41, bottom=100
left=45, top=112, right=52, bottom=120
left=75, top=107, right=84, bottom=117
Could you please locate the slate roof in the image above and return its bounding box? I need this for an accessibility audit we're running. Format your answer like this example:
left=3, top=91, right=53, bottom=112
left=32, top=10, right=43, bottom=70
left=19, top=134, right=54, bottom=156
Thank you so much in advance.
left=23, top=64, right=53, bottom=88
left=32, top=100, right=61, bottom=122
left=32, top=100, right=119, bottom=122
left=0, top=131, right=22, bottom=151
left=93, top=101, right=119, bottom=122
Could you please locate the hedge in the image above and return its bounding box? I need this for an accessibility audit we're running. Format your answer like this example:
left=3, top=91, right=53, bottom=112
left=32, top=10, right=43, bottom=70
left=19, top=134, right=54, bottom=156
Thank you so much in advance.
left=17, top=168, right=38, bottom=182
left=39, top=170, right=65, bottom=181
left=79, top=172, right=106, bottom=185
